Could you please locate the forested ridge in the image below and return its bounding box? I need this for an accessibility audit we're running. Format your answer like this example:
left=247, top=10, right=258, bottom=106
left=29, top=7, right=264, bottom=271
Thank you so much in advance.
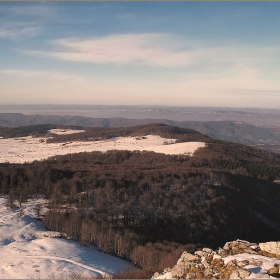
left=0, top=124, right=82, bottom=138
left=45, top=123, right=211, bottom=144
left=1, top=124, right=280, bottom=278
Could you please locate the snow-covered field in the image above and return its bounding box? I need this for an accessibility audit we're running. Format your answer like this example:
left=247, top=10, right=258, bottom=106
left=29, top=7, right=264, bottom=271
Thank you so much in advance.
left=0, top=197, right=131, bottom=279
left=0, top=131, right=205, bottom=163
left=49, top=129, right=85, bottom=135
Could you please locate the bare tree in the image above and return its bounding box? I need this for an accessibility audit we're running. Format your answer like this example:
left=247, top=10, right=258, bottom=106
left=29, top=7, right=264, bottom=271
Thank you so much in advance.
left=35, top=203, right=42, bottom=218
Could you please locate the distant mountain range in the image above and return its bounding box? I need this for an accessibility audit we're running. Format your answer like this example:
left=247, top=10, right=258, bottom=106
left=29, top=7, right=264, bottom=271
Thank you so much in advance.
left=1, top=113, right=280, bottom=153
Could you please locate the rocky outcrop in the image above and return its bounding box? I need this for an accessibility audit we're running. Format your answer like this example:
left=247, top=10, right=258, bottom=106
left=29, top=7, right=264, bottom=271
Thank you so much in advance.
left=152, top=240, right=280, bottom=279
left=260, top=241, right=280, bottom=256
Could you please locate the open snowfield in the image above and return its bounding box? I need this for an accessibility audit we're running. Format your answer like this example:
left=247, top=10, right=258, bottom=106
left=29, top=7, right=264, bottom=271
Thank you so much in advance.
left=0, top=132, right=205, bottom=163
left=0, top=196, right=131, bottom=279
left=49, top=129, right=85, bottom=135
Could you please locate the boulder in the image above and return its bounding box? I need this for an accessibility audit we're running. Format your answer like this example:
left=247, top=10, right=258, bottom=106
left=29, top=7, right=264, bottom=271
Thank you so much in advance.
left=217, top=248, right=228, bottom=257
left=202, top=247, right=212, bottom=254
left=259, top=241, right=280, bottom=255
left=151, top=272, right=159, bottom=279
left=185, top=272, right=196, bottom=279
left=176, top=252, right=200, bottom=265
left=254, top=274, right=270, bottom=278
left=219, top=259, right=238, bottom=279
left=171, top=263, right=192, bottom=278
left=229, top=268, right=251, bottom=279
left=204, top=268, right=213, bottom=278
left=153, top=240, right=280, bottom=279
left=163, top=267, right=171, bottom=273
left=223, top=240, right=259, bottom=255
left=267, top=263, right=280, bottom=276
left=236, top=260, right=249, bottom=267
left=194, top=250, right=206, bottom=257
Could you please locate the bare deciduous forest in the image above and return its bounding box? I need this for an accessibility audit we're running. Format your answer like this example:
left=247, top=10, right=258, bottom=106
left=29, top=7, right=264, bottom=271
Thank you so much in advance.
left=1, top=124, right=280, bottom=278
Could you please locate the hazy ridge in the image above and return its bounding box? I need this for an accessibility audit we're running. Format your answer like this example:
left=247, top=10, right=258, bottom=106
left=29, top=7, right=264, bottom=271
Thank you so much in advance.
left=1, top=112, right=280, bottom=153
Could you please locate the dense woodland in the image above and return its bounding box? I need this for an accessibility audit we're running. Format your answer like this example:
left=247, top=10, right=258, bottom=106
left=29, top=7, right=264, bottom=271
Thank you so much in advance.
left=1, top=124, right=280, bottom=278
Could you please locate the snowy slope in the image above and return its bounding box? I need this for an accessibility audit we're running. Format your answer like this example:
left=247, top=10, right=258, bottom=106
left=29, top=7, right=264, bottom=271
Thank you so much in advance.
left=0, top=134, right=205, bottom=163
left=0, top=197, right=131, bottom=279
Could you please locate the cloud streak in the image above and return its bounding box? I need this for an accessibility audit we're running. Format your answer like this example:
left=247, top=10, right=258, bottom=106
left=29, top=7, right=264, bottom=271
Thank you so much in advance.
left=0, top=23, right=40, bottom=39
left=0, top=69, right=86, bottom=83
left=22, top=33, right=204, bottom=68
left=20, top=32, right=279, bottom=74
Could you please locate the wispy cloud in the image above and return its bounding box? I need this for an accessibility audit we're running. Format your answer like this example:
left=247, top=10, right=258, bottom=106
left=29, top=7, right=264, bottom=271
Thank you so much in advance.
left=0, top=22, right=40, bottom=39
left=0, top=3, right=59, bottom=40
left=0, top=69, right=86, bottom=83
left=21, top=33, right=204, bottom=68
left=20, top=32, right=279, bottom=73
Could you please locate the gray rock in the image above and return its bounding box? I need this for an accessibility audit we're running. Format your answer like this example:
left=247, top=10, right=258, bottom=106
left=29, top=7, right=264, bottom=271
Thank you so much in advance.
left=185, top=272, right=196, bottom=279
left=171, top=265, right=188, bottom=278
left=195, top=250, right=208, bottom=257
left=259, top=241, right=280, bottom=255
left=176, top=252, right=200, bottom=265
left=250, top=245, right=260, bottom=251
left=217, top=248, right=228, bottom=257
left=202, top=247, right=212, bottom=254
left=158, top=240, right=280, bottom=280
left=204, top=268, right=213, bottom=277
left=267, top=264, right=280, bottom=275
left=201, top=257, right=209, bottom=268
left=151, top=272, right=159, bottom=279
left=223, top=242, right=231, bottom=250
left=229, top=268, right=251, bottom=279
left=237, top=260, right=249, bottom=267
left=254, top=274, right=270, bottom=278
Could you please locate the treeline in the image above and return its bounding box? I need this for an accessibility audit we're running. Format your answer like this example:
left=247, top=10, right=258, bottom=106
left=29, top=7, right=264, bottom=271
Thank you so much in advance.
left=0, top=124, right=83, bottom=138
left=1, top=127, right=280, bottom=277
left=46, top=123, right=211, bottom=144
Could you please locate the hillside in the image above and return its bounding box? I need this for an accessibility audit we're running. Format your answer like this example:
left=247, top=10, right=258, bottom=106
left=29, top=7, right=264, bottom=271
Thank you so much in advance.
left=0, top=123, right=280, bottom=278
left=177, top=121, right=280, bottom=145
left=1, top=113, right=280, bottom=153
left=0, top=196, right=131, bottom=279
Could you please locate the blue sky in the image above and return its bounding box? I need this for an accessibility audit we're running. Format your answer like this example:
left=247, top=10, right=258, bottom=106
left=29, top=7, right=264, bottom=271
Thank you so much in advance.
left=1, top=2, right=280, bottom=108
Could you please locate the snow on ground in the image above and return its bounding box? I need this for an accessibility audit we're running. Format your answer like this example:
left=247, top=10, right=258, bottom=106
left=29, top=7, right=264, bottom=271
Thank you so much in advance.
left=156, top=253, right=280, bottom=279
left=48, top=129, right=85, bottom=135
left=0, top=197, right=131, bottom=279
left=223, top=253, right=280, bottom=278
left=0, top=134, right=205, bottom=163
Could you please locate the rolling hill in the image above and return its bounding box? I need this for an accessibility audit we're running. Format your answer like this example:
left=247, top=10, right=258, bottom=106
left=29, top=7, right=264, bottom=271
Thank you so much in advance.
left=1, top=113, right=280, bottom=153
left=0, top=123, right=280, bottom=278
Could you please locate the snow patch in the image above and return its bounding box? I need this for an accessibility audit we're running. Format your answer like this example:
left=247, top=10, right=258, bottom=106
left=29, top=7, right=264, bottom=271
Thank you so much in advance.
left=48, top=129, right=85, bottom=135
left=0, top=134, right=205, bottom=163
left=0, top=197, right=131, bottom=279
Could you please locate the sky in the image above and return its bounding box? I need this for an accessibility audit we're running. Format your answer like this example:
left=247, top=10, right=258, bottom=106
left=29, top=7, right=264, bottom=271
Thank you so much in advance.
left=1, top=2, right=280, bottom=108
